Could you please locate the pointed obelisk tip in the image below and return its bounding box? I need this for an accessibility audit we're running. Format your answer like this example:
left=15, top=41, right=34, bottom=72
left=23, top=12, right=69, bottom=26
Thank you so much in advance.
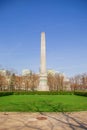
left=41, top=32, right=45, bottom=34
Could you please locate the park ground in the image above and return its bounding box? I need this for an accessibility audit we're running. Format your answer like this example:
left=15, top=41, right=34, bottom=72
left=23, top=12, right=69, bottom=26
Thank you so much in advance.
left=0, top=94, right=87, bottom=129
left=0, top=111, right=87, bottom=130
left=0, top=95, right=87, bottom=112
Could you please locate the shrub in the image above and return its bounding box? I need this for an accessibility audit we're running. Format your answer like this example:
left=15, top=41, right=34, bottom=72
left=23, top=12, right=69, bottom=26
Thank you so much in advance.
left=0, top=91, right=74, bottom=96
left=0, top=92, right=14, bottom=97
left=74, top=91, right=87, bottom=97
left=13, top=91, right=73, bottom=95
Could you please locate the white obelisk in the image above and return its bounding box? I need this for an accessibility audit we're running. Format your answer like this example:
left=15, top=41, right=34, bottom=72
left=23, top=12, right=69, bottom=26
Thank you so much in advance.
left=38, top=32, right=49, bottom=91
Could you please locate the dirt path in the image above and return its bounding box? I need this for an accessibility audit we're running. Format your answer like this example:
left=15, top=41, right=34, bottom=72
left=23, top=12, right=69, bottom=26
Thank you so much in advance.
left=0, top=112, right=87, bottom=130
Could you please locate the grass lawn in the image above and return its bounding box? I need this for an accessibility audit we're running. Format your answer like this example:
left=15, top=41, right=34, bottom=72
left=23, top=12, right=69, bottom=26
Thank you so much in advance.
left=0, top=95, right=87, bottom=112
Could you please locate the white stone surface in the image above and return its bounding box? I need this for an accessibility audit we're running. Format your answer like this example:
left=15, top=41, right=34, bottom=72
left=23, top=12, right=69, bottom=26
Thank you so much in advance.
left=38, top=32, right=49, bottom=91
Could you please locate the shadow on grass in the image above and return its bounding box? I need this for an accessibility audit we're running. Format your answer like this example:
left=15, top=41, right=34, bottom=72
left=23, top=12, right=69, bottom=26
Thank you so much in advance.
left=31, top=100, right=65, bottom=112
left=0, top=101, right=66, bottom=112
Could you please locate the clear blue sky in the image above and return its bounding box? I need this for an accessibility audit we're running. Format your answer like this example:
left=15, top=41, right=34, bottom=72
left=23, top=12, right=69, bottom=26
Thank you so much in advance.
left=0, top=0, right=87, bottom=76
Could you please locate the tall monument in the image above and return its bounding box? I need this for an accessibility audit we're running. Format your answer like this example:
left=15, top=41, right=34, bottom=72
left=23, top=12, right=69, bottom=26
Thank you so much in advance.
left=38, top=32, right=49, bottom=91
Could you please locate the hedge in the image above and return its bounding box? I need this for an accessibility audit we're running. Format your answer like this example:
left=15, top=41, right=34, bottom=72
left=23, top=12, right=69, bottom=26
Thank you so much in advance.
left=13, top=91, right=74, bottom=95
left=0, top=92, right=14, bottom=97
left=0, top=91, right=73, bottom=96
left=0, top=91, right=87, bottom=97
left=74, top=91, right=87, bottom=97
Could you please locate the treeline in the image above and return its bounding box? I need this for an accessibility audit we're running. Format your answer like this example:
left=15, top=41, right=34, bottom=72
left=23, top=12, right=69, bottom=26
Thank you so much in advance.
left=70, top=73, right=87, bottom=91
left=48, top=74, right=70, bottom=91
left=0, top=71, right=69, bottom=91
left=0, top=73, right=39, bottom=91
left=0, top=71, right=87, bottom=91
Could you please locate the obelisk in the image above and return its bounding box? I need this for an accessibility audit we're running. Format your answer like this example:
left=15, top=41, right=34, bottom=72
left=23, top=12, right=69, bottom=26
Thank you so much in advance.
left=38, top=32, right=49, bottom=91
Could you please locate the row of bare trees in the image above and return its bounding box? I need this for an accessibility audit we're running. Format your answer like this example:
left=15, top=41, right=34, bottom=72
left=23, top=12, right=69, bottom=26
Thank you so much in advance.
left=0, top=71, right=70, bottom=91
left=70, top=73, right=87, bottom=91
left=0, top=70, right=87, bottom=91
left=0, top=73, right=39, bottom=91
left=48, top=74, right=69, bottom=91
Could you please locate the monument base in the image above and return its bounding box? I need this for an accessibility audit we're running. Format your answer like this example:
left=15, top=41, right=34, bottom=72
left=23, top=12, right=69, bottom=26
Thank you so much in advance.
left=37, top=85, right=49, bottom=91
left=37, top=74, right=49, bottom=91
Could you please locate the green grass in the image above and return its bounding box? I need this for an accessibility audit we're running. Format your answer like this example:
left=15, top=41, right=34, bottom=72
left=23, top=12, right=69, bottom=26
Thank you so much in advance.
left=0, top=95, right=87, bottom=112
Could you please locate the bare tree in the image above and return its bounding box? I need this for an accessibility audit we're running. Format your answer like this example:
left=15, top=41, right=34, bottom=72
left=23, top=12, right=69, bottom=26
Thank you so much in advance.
left=0, top=74, right=6, bottom=91
left=70, top=73, right=87, bottom=91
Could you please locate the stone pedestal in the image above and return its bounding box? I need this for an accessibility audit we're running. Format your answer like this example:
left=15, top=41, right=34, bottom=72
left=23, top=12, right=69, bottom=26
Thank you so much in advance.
left=38, top=73, right=49, bottom=91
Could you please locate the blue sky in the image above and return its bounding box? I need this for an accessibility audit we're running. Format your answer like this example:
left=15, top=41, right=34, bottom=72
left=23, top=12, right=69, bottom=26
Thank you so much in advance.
left=0, top=0, right=87, bottom=76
